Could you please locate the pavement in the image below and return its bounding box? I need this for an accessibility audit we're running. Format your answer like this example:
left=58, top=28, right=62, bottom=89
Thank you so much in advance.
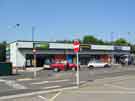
left=2, top=71, right=135, bottom=101
left=53, top=75, right=135, bottom=101
left=0, top=65, right=135, bottom=100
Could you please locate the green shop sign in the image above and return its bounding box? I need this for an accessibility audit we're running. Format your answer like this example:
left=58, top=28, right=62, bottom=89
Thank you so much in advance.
left=34, top=42, right=49, bottom=49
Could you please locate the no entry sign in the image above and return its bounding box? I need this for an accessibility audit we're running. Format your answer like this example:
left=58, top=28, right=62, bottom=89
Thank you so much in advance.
left=73, top=40, right=80, bottom=53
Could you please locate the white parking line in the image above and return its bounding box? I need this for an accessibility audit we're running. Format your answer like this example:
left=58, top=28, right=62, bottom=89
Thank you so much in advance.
left=0, top=86, right=78, bottom=100
left=32, top=81, right=48, bottom=85
left=38, top=95, right=48, bottom=100
left=5, top=80, right=27, bottom=89
left=43, top=86, right=61, bottom=89
left=71, top=91, right=135, bottom=94
left=0, top=79, right=5, bottom=82
left=102, top=70, right=107, bottom=73
left=0, top=79, right=27, bottom=89
left=32, top=79, right=70, bottom=85
left=72, top=81, right=87, bottom=85
left=50, top=91, right=62, bottom=101
left=104, top=83, right=135, bottom=90
left=16, top=78, right=35, bottom=82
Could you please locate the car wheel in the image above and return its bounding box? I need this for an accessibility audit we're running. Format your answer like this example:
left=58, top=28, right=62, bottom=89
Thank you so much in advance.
left=53, top=68, right=59, bottom=72
left=104, top=64, right=109, bottom=68
left=88, top=66, right=94, bottom=69
left=72, top=67, right=76, bottom=71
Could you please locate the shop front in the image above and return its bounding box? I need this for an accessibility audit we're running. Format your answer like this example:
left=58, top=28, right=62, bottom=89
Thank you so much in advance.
left=7, top=41, right=131, bottom=67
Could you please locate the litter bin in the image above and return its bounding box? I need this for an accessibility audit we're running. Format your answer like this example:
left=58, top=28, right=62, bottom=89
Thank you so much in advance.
left=0, top=62, right=12, bottom=76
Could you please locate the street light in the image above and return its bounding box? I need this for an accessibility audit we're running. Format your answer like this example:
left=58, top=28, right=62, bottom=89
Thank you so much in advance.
left=8, top=24, right=21, bottom=73
left=110, top=32, right=114, bottom=64
left=32, top=26, right=37, bottom=77
left=15, top=24, right=20, bottom=73
left=10, top=25, right=37, bottom=76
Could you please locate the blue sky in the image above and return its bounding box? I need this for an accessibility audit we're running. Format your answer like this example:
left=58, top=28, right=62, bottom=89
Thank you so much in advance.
left=0, top=0, right=135, bottom=43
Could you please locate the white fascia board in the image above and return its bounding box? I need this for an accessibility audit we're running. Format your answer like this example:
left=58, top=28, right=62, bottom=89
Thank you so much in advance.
left=121, top=46, right=131, bottom=51
left=91, top=45, right=113, bottom=50
left=91, top=45, right=131, bottom=51
left=16, top=42, right=33, bottom=48
left=49, top=43, right=73, bottom=49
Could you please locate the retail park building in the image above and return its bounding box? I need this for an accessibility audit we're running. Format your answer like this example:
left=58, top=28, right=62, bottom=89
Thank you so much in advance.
left=6, top=40, right=131, bottom=67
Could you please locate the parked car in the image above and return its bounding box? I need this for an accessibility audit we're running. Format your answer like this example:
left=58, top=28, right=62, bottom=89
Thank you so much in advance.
left=51, top=61, right=77, bottom=72
left=87, top=60, right=111, bottom=69
left=43, top=64, right=51, bottom=69
left=43, top=59, right=51, bottom=69
left=120, top=55, right=133, bottom=65
left=68, top=63, right=78, bottom=71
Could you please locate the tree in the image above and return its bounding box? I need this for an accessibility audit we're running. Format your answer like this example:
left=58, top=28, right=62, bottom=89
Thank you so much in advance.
left=82, top=35, right=106, bottom=45
left=113, top=38, right=129, bottom=46
left=56, top=40, right=72, bottom=43
left=83, top=35, right=99, bottom=44
left=0, top=41, right=7, bottom=62
left=131, top=45, right=135, bottom=54
left=96, top=39, right=105, bottom=45
left=103, top=41, right=112, bottom=45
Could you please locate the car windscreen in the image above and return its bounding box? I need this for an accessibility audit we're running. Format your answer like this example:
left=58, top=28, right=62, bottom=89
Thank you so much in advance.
left=44, top=59, right=51, bottom=65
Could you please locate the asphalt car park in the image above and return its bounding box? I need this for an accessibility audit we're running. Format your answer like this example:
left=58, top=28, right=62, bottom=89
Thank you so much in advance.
left=2, top=69, right=135, bottom=101
left=0, top=65, right=135, bottom=100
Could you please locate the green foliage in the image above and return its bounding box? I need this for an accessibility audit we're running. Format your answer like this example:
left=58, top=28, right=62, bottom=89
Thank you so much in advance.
left=131, top=45, right=135, bottom=54
left=56, top=40, right=73, bottom=43
left=103, top=41, right=112, bottom=45
left=0, top=41, right=7, bottom=62
left=113, top=38, right=129, bottom=46
left=83, top=35, right=99, bottom=44
left=82, top=35, right=107, bottom=45
left=96, top=39, right=105, bottom=45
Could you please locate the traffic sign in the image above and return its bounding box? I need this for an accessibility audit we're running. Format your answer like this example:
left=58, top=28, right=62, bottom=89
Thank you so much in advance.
left=73, top=40, right=80, bottom=87
left=73, top=40, right=80, bottom=53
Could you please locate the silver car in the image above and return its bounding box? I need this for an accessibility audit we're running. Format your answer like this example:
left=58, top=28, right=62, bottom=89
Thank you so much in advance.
left=87, top=60, right=111, bottom=69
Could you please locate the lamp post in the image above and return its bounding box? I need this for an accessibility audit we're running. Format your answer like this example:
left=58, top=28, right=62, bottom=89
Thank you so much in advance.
left=15, top=24, right=20, bottom=72
left=110, top=32, right=114, bottom=65
left=32, top=26, right=37, bottom=77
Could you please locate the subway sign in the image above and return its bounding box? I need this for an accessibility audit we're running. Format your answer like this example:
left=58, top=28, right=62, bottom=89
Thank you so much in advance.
left=34, top=42, right=49, bottom=49
left=79, top=44, right=91, bottom=51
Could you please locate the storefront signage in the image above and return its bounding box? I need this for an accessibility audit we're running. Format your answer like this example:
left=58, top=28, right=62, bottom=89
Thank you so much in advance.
left=91, top=45, right=113, bottom=50
left=79, top=44, right=91, bottom=51
left=114, top=46, right=122, bottom=51
left=80, top=44, right=91, bottom=49
left=34, top=43, right=49, bottom=49
left=73, top=40, right=80, bottom=53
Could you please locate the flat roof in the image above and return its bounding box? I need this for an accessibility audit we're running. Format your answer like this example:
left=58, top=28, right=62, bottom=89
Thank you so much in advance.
left=8, top=40, right=130, bottom=47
